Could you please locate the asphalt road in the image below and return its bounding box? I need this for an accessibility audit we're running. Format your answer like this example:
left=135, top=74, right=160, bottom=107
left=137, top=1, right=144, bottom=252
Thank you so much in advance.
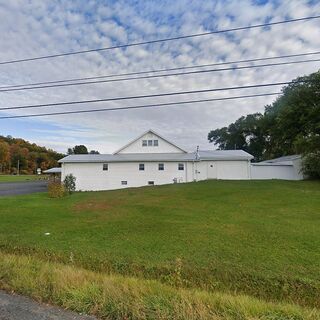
left=0, top=290, right=96, bottom=320
left=0, top=181, right=47, bottom=197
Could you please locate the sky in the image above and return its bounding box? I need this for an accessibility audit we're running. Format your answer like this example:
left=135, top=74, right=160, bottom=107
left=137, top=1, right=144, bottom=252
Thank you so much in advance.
left=0, top=0, right=319, bottom=153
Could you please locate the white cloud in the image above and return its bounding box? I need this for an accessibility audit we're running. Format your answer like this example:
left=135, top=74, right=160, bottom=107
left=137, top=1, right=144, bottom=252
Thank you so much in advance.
left=0, top=0, right=319, bottom=153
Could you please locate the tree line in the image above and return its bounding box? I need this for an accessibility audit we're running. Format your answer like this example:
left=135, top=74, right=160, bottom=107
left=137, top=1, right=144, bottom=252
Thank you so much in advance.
left=208, top=71, right=320, bottom=178
left=0, top=135, right=64, bottom=174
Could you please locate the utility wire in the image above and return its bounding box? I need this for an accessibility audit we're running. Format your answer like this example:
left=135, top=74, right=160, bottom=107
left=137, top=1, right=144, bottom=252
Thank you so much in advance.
left=0, top=80, right=308, bottom=112
left=0, top=15, right=319, bottom=65
left=0, top=57, right=319, bottom=93
left=1, top=50, right=320, bottom=90
left=0, top=92, right=281, bottom=119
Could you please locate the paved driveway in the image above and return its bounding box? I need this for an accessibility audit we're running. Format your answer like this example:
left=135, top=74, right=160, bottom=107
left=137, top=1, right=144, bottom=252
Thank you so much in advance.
left=0, top=181, right=48, bottom=197
left=0, top=290, right=96, bottom=320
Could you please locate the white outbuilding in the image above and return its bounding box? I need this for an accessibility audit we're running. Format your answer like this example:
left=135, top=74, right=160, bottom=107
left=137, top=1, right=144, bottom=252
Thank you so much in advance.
left=251, top=155, right=303, bottom=180
left=58, top=130, right=253, bottom=191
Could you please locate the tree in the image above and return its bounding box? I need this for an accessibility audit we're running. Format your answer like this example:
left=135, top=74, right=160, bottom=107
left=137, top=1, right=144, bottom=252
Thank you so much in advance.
left=0, top=135, right=63, bottom=174
left=71, top=145, right=88, bottom=154
left=301, top=152, right=320, bottom=179
left=63, top=174, right=76, bottom=194
left=0, top=141, right=10, bottom=173
left=208, top=113, right=267, bottom=161
left=208, top=70, right=320, bottom=174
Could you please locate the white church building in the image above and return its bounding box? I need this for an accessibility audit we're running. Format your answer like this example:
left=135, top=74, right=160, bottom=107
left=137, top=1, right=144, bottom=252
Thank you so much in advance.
left=59, top=130, right=254, bottom=191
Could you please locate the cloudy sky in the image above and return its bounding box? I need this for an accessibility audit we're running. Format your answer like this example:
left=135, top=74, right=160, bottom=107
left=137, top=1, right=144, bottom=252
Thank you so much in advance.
left=0, top=0, right=319, bottom=153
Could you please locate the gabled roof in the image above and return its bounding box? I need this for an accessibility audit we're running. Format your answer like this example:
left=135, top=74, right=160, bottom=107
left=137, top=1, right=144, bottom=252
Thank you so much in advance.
left=58, top=150, right=253, bottom=163
left=113, top=129, right=187, bottom=154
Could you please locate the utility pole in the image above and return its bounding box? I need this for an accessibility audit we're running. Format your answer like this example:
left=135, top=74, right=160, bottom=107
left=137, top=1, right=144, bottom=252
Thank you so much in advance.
left=17, top=159, right=20, bottom=175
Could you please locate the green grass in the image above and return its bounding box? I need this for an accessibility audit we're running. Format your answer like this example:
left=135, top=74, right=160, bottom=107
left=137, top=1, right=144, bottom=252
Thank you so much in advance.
left=0, top=174, right=43, bottom=182
left=0, top=180, right=320, bottom=315
left=1, top=252, right=319, bottom=320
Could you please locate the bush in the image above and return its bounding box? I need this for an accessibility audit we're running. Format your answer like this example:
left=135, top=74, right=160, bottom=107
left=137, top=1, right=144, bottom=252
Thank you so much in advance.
left=48, top=181, right=65, bottom=198
left=63, top=174, right=76, bottom=194
left=301, top=152, right=320, bottom=179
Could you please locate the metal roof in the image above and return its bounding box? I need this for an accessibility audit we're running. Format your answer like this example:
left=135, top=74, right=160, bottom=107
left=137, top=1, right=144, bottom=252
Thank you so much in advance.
left=59, top=150, right=253, bottom=163
left=257, top=155, right=301, bottom=166
left=43, top=167, right=62, bottom=173
left=260, top=155, right=301, bottom=163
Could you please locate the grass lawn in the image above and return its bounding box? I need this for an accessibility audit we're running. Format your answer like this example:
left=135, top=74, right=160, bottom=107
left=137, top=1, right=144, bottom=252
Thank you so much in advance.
left=0, top=180, right=320, bottom=318
left=0, top=174, right=43, bottom=182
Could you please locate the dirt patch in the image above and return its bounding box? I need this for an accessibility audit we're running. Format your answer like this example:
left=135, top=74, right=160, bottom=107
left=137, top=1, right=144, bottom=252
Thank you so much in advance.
left=73, top=199, right=122, bottom=212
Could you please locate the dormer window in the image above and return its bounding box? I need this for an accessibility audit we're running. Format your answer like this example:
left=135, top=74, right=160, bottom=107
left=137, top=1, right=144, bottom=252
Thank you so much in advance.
left=154, top=140, right=158, bottom=146
left=148, top=140, right=153, bottom=146
left=142, top=140, right=147, bottom=146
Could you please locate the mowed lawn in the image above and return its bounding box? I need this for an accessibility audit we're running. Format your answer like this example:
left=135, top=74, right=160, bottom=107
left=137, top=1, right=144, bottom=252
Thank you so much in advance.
left=1, top=180, right=320, bottom=308
left=0, top=174, right=42, bottom=182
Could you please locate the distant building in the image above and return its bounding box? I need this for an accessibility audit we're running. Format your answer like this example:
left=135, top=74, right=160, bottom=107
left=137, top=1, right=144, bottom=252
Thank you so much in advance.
left=58, top=129, right=253, bottom=191
left=251, top=155, right=303, bottom=180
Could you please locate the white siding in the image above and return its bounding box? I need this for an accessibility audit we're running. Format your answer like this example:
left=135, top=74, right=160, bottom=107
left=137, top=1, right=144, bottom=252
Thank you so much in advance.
left=117, top=132, right=185, bottom=154
left=251, top=164, right=303, bottom=180
left=61, top=159, right=252, bottom=191
left=216, top=161, right=250, bottom=180
left=62, top=161, right=190, bottom=191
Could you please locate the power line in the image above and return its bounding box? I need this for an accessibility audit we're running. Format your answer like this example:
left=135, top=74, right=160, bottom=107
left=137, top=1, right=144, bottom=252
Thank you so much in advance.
left=0, top=15, right=319, bottom=66
left=2, top=50, right=320, bottom=90
left=0, top=92, right=281, bottom=119
left=0, top=80, right=308, bottom=112
left=0, top=57, right=319, bottom=93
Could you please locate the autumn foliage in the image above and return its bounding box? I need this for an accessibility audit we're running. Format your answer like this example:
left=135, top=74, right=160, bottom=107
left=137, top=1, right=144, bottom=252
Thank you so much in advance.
left=0, top=135, right=64, bottom=174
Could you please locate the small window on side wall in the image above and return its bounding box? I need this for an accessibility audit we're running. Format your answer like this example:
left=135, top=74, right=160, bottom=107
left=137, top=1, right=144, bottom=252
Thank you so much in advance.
left=121, top=181, right=127, bottom=185
left=142, top=140, right=147, bottom=146
left=158, top=163, right=164, bottom=171
left=148, top=181, right=154, bottom=185
left=103, top=163, right=108, bottom=171
left=178, top=163, right=184, bottom=171
left=139, top=163, right=145, bottom=171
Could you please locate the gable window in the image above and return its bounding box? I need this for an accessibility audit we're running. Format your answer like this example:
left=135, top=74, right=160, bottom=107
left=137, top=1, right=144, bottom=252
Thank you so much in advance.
left=178, top=163, right=184, bottom=171
left=142, top=140, right=147, bottom=147
left=148, top=140, right=153, bottom=146
left=121, top=181, right=127, bottom=185
left=153, top=140, right=159, bottom=146
left=103, top=163, right=108, bottom=171
left=148, top=181, right=155, bottom=185
left=139, top=163, right=145, bottom=171
left=158, top=163, right=164, bottom=171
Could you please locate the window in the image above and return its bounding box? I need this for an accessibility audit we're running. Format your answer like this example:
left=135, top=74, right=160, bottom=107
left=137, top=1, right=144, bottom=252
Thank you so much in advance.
left=178, top=163, right=184, bottom=171
left=153, top=140, right=159, bottom=146
left=142, top=140, right=147, bottom=146
left=121, top=181, right=127, bottom=185
left=148, top=140, right=153, bottom=146
left=102, top=163, right=108, bottom=171
left=148, top=181, right=155, bottom=185
left=139, top=163, right=145, bottom=171
left=158, top=163, right=164, bottom=171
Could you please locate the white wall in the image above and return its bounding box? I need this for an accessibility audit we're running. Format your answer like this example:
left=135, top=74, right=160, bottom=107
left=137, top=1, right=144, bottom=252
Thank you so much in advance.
left=62, top=161, right=189, bottom=191
left=117, top=132, right=185, bottom=154
left=216, top=161, right=251, bottom=180
left=62, top=159, right=251, bottom=191
left=251, top=164, right=302, bottom=180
